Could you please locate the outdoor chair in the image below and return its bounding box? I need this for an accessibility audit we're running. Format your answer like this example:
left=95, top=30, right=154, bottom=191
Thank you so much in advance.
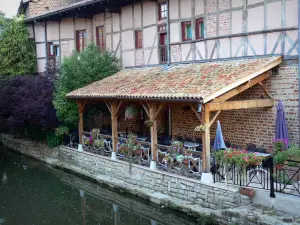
left=157, top=148, right=169, bottom=170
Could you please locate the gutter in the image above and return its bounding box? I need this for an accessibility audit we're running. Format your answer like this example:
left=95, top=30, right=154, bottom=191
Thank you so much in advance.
left=298, top=0, right=300, bottom=146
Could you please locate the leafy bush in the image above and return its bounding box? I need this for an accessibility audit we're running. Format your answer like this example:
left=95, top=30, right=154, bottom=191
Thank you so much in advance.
left=53, top=44, right=119, bottom=128
left=0, top=75, right=59, bottom=137
left=46, top=133, right=61, bottom=148
left=0, top=16, right=36, bottom=76
left=197, top=213, right=218, bottom=225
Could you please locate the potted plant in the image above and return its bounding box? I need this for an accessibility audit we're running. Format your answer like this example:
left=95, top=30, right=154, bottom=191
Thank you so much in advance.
left=94, top=139, right=105, bottom=149
left=125, top=105, right=139, bottom=120
left=194, top=124, right=206, bottom=132
left=239, top=187, right=255, bottom=198
left=274, top=151, right=288, bottom=171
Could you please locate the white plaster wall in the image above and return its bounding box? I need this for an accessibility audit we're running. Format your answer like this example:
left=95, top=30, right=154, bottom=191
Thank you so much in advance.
left=37, top=59, right=46, bottom=73
left=94, top=13, right=105, bottom=27
left=231, top=37, right=243, bottom=57
left=34, top=23, right=46, bottom=43
left=143, top=26, right=157, bottom=48
left=248, top=34, right=264, bottom=56
left=113, top=33, right=121, bottom=52
left=232, top=0, right=242, bottom=8
left=195, top=42, right=205, bottom=60
left=180, top=0, right=192, bottom=18
left=122, top=51, right=135, bottom=67
left=106, top=34, right=112, bottom=51
left=36, top=43, right=46, bottom=58
left=181, top=43, right=192, bottom=61
left=219, top=38, right=230, bottom=58
left=170, top=22, right=180, bottom=43
left=105, top=13, right=112, bottom=33
left=122, top=5, right=133, bottom=30
left=285, top=30, right=298, bottom=55
left=267, top=2, right=281, bottom=30
left=122, top=30, right=134, bottom=50
left=247, top=6, right=264, bottom=32
left=134, top=3, right=142, bottom=28
left=86, top=19, right=93, bottom=44
left=248, top=0, right=263, bottom=5
left=143, top=2, right=156, bottom=27
left=231, top=10, right=243, bottom=34
left=169, top=0, right=179, bottom=20
left=47, top=21, right=59, bottom=41
left=195, top=0, right=204, bottom=16
left=267, top=32, right=281, bottom=54
left=112, top=13, right=121, bottom=32
left=144, top=48, right=159, bottom=65
left=75, top=18, right=86, bottom=30
left=286, top=0, right=298, bottom=28
left=60, top=18, right=74, bottom=39
left=207, top=40, right=217, bottom=59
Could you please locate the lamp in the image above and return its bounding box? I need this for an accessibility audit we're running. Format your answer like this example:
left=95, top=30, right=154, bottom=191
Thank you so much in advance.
left=197, top=99, right=204, bottom=113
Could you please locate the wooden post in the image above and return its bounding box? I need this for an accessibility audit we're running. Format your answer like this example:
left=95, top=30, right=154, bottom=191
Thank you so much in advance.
left=202, top=104, right=211, bottom=173
left=150, top=103, right=158, bottom=162
left=110, top=101, right=118, bottom=160
left=77, top=100, right=86, bottom=147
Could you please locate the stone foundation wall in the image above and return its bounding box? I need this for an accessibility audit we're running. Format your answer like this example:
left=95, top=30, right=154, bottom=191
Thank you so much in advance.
left=58, top=146, right=250, bottom=210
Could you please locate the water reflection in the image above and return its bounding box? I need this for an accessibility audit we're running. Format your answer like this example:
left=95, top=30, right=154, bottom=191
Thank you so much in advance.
left=0, top=146, right=197, bottom=225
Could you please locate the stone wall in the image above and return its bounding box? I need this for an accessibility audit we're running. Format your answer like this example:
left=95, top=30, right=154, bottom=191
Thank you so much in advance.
left=58, top=146, right=250, bottom=210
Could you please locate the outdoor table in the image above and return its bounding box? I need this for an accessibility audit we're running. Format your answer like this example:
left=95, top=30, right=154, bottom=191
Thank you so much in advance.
left=137, top=137, right=147, bottom=142
left=183, top=142, right=199, bottom=151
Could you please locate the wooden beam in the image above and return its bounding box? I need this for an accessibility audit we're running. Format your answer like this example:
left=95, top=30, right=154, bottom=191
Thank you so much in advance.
left=258, top=82, right=272, bottom=99
left=111, top=101, right=118, bottom=153
left=212, top=72, right=271, bottom=103
left=209, top=110, right=221, bottom=128
left=204, top=57, right=282, bottom=103
left=141, top=101, right=150, bottom=118
left=202, top=105, right=210, bottom=173
left=149, top=103, right=158, bottom=162
left=208, top=99, right=274, bottom=111
left=115, top=100, right=124, bottom=117
left=154, top=103, right=166, bottom=120
left=190, top=104, right=202, bottom=122
left=77, top=100, right=86, bottom=145
left=105, top=101, right=112, bottom=114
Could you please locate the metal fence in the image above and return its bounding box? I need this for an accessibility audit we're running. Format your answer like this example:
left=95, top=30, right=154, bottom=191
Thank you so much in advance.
left=213, top=157, right=300, bottom=197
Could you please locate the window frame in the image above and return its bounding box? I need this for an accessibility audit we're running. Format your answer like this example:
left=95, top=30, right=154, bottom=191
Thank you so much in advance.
left=47, top=42, right=54, bottom=57
left=96, top=26, right=105, bottom=51
left=135, top=30, right=143, bottom=49
left=76, top=29, right=87, bottom=52
left=195, top=17, right=204, bottom=40
left=181, top=21, right=192, bottom=42
left=158, top=2, right=167, bottom=20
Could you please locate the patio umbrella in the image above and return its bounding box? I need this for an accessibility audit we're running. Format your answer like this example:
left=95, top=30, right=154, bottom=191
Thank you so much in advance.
left=275, top=100, right=289, bottom=148
left=213, top=120, right=227, bottom=150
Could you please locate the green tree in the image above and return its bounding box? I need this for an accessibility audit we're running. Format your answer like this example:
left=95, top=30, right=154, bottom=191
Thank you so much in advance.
left=53, top=44, right=119, bottom=128
left=0, top=16, right=36, bottom=76
left=0, top=11, right=7, bottom=33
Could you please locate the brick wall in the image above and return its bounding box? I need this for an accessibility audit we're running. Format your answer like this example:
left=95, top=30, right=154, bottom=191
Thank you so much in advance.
left=172, top=60, right=299, bottom=152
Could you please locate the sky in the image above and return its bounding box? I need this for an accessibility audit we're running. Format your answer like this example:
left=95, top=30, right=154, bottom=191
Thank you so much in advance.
left=0, top=0, right=20, bottom=18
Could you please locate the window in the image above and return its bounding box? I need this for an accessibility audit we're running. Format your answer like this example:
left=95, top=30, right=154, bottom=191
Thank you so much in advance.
left=196, top=18, right=204, bottom=39
left=158, top=2, right=167, bottom=20
left=135, top=30, right=143, bottom=49
left=159, top=33, right=168, bottom=63
left=181, top=21, right=192, bottom=41
left=54, top=45, right=60, bottom=57
left=48, top=42, right=54, bottom=57
left=96, top=26, right=105, bottom=51
left=76, top=30, right=87, bottom=52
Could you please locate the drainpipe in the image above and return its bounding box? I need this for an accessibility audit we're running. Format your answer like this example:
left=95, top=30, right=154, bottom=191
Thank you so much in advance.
left=298, top=0, right=300, bottom=146
left=167, top=0, right=171, bottom=65
left=34, top=20, right=48, bottom=63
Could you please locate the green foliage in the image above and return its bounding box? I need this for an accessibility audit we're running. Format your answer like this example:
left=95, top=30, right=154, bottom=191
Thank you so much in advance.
left=197, top=213, right=218, bottom=225
left=46, top=133, right=61, bottom=148
left=286, top=145, right=300, bottom=161
left=273, top=171, right=292, bottom=185
left=274, top=151, right=288, bottom=165
left=0, top=16, right=36, bottom=75
left=53, top=44, right=119, bottom=128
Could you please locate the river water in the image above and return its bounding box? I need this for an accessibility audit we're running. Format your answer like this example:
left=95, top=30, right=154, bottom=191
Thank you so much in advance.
left=0, top=145, right=198, bottom=225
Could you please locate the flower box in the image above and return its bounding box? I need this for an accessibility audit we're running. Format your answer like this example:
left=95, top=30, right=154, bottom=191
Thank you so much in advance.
left=239, top=187, right=255, bottom=198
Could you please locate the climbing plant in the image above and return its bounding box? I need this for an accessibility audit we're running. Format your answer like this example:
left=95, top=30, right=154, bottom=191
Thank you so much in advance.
left=0, top=15, right=36, bottom=76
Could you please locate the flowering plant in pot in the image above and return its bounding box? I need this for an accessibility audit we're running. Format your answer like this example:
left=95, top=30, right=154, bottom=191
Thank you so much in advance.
left=94, top=139, right=105, bottom=149
left=194, top=124, right=206, bottom=133
left=125, top=105, right=139, bottom=120
left=274, top=151, right=288, bottom=171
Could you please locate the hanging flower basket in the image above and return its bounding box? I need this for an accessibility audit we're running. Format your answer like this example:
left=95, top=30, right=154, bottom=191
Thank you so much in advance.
left=125, top=105, right=139, bottom=120
left=194, top=124, right=206, bottom=132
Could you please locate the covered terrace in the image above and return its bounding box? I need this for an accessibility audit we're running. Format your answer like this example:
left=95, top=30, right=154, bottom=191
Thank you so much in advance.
left=67, top=55, right=282, bottom=177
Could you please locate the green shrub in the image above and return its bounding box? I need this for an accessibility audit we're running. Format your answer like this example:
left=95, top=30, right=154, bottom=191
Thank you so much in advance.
left=53, top=44, right=119, bottom=128
left=0, top=16, right=36, bottom=75
left=197, top=213, right=218, bottom=225
left=46, top=133, right=61, bottom=148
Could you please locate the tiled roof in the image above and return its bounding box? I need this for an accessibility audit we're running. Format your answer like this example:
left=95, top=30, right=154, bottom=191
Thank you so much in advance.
left=67, top=56, right=282, bottom=103
left=24, top=0, right=93, bottom=20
